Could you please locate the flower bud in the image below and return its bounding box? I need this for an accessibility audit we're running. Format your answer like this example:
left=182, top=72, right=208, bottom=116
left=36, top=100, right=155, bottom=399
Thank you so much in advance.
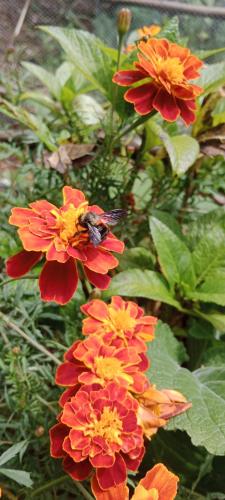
left=117, top=8, right=132, bottom=36
left=35, top=426, right=45, bottom=437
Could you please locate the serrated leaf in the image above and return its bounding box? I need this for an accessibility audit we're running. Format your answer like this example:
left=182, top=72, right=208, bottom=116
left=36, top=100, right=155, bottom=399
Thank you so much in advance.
left=74, top=94, right=105, bottom=125
left=104, top=269, right=181, bottom=308
left=0, top=468, right=33, bottom=487
left=150, top=211, right=196, bottom=289
left=40, top=27, right=113, bottom=97
left=148, top=121, right=199, bottom=175
left=0, top=440, right=28, bottom=466
left=147, top=322, right=225, bottom=455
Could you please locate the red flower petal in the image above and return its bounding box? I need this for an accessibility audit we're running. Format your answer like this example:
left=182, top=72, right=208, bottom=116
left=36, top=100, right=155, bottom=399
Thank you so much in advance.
left=84, top=247, right=118, bottom=273
left=46, top=243, right=69, bottom=263
left=39, top=258, right=78, bottom=304
left=9, top=207, right=37, bottom=227
left=81, top=299, right=109, bottom=321
left=99, top=235, right=125, bottom=254
left=49, top=423, right=68, bottom=458
left=84, top=267, right=111, bottom=290
left=96, top=454, right=127, bottom=490
left=176, top=98, right=196, bottom=126
left=140, top=463, right=179, bottom=499
left=112, top=69, right=147, bottom=86
left=18, top=228, right=53, bottom=252
left=59, top=385, right=80, bottom=407
left=56, top=362, right=82, bottom=386
left=125, top=83, right=157, bottom=115
left=29, top=200, right=57, bottom=214
left=90, top=452, right=115, bottom=468
left=91, top=475, right=129, bottom=500
left=6, top=250, right=42, bottom=278
left=153, top=88, right=180, bottom=121
left=63, top=456, right=92, bottom=481
left=63, top=186, right=86, bottom=207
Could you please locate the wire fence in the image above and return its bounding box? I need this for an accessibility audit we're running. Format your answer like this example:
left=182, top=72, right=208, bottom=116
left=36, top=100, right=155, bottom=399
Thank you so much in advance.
left=1, top=0, right=225, bottom=63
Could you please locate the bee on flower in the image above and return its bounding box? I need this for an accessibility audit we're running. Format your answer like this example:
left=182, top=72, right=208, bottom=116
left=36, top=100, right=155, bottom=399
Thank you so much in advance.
left=6, top=186, right=125, bottom=304
left=113, top=37, right=203, bottom=125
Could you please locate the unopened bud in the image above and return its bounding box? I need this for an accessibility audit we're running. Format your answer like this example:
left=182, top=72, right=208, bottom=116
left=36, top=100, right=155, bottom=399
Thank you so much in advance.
left=35, top=426, right=45, bottom=437
left=117, top=8, right=132, bottom=36
left=12, top=346, right=20, bottom=355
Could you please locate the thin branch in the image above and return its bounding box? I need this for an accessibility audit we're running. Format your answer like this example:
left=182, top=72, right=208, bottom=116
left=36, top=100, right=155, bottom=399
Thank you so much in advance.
left=0, top=312, right=61, bottom=365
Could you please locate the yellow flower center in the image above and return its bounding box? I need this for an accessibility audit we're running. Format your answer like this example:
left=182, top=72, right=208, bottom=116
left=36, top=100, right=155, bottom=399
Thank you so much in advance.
left=132, top=485, right=159, bottom=500
left=84, top=406, right=123, bottom=445
left=51, top=202, right=88, bottom=246
left=95, top=356, right=122, bottom=380
left=101, top=308, right=136, bottom=344
left=155, top=56, right=184, bottom=85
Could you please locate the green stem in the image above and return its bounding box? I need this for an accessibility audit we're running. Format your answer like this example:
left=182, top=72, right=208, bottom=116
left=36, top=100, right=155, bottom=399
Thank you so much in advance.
left=0, top=312, right=61, bottom=365
left=28, top=475, right=94, bottom=499
left=114, top=113, right=154, bottom=144
left=0, top=275, right=38, bottom=289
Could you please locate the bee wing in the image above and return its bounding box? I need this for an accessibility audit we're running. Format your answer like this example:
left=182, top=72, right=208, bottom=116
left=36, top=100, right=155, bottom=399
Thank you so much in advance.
left=100, top=209, right=127, bottom=226
left=87, top=223, right=102, bottom=247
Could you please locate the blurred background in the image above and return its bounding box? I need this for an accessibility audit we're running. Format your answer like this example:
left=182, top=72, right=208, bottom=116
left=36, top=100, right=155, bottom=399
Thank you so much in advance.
left=1, top=0, right=225, bottom=65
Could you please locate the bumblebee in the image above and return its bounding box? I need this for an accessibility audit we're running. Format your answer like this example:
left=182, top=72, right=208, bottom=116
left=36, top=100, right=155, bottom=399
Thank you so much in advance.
left=79, top=209, right=127, bottom=247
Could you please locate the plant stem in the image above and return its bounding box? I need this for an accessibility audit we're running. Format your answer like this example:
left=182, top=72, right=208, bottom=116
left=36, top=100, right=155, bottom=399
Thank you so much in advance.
left=0, top=275, right=38, bottom=289
left=28, top=475, right=94, bottom=499
left=114, top=113, right=153, bottom=144
left=0, top=312, right=61, bottom=365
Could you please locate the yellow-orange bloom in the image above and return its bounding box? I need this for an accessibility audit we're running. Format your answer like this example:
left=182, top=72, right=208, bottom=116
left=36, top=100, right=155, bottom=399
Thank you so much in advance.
left=113, top=38, right=203, bottom=125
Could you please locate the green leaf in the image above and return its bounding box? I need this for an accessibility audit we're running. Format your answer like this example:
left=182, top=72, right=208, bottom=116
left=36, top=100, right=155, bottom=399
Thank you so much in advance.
left=197, top=61, right=225, bottom=96
left=190, top=271, right=225, bottom=306
left=0, top=98, right=56, bottom=151
left=196, top=47, right=225, bottom=60
left=19, top=91, right=57, bottom=112
left=212, top=97, right=225, bottom=127
left=74, top=94, right=105, bottom=125
left=118, top=247, right=155, bottom=271
left=147, top=322, right=225, bottom=455
left=198, top=311, right=225, bottom=333
left=0, top=441, right=28, bottom=466
left=0, top=468, right=33, bottom=487
left=104, top=269, right=181, bottom=308
left=22, top=62, right=61, bottom=99
left=158, top=16, right=180, bottom=43
left=150, top=211, right=196, bottom=290
left=148, top=121, right=199, bottom=175
left=40, top=27, right=113, bottom=97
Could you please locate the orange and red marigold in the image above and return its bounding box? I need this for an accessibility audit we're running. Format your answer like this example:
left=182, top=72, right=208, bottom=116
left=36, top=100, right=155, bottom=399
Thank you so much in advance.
left=50, top=382, right=145, bottom=490
left=6, top=186, right=124, bottom=304
left=81, top=296, right=158, bottom=352
left=91, top=462, right=179, bottom=499
left=113, top=37, right=203, bottom=126
left=55, top=334, right=150, bottom=395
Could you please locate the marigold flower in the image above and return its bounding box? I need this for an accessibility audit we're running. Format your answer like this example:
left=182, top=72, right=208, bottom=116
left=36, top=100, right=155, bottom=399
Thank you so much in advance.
left=6, top=187, right=124, bottom=304
left=113, top=38, right=203, bottom=125
left=91, top=463, right=179, bottom=499
left=50, top=382, right=145, bottom=490
left=56, top=335, right=149, bottom=394
left=138, top=24, right=161, bottom=38
left=126, top=24, right=161, bottom=53
left=81, top=296, right=157, bottom=352
left=137, top=384, right=192, bottom=438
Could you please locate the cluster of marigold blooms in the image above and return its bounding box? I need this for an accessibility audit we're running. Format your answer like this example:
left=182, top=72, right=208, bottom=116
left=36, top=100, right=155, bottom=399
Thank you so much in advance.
left=49, top=295, right=191, bottom=499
